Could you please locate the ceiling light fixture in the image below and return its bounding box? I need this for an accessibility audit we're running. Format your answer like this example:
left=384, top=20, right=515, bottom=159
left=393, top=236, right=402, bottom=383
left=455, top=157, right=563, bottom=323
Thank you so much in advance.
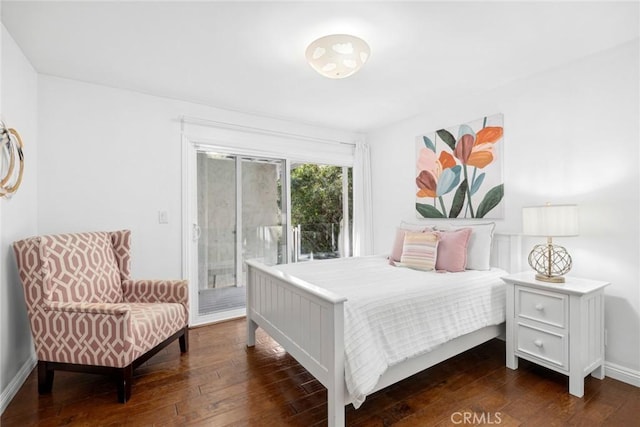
left=305, top=34, right=370, bottom=79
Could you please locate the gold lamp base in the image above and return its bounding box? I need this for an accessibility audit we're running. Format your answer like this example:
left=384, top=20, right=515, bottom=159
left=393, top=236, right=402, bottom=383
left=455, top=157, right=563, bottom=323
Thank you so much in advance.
left=528, top=238, right=572, bottom=284
left=535, top=273, right=566, bottom=283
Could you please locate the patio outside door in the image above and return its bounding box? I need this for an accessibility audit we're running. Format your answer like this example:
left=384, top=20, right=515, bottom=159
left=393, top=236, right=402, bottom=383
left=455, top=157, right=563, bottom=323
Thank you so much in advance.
left=195, top=152, right=287, bottom=322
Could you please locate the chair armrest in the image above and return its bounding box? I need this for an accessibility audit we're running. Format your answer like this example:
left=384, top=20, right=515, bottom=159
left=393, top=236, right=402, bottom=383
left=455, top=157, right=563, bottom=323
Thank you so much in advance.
left=35, top=301, right=135, bottom=367
left=122, top=279, right=189, bottom=307
left=47, top=301, right=131, bottom=316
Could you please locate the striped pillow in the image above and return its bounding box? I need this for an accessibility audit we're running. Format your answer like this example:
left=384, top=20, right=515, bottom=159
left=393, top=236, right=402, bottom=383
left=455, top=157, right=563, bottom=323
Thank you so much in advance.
left=399, top=231, right=439, bottom=271
left=389, top=226, right=433, bottom=263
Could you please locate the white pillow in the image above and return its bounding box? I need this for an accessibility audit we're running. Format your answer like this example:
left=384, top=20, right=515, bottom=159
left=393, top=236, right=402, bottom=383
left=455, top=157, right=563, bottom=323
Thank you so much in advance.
left=436, top=222, right=495, bottom=270
left=400, top=221, right=434, bottom=232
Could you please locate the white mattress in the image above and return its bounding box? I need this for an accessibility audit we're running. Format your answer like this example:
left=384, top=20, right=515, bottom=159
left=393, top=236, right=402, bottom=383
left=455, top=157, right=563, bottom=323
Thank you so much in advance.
left=274, top=255, right=507, bottom=408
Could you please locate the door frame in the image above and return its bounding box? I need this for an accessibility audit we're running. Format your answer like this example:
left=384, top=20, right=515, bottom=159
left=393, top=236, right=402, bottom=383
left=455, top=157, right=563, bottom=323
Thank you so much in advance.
left=183, top=136, right=292, bottom=326
left=183, top=135, right=352, bottom=326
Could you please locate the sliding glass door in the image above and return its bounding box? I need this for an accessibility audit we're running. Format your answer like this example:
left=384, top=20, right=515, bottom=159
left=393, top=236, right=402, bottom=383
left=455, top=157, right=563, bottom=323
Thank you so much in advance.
left=188, top=145, right=354, bottom=325
left=195, top=152, right=286, bottom=321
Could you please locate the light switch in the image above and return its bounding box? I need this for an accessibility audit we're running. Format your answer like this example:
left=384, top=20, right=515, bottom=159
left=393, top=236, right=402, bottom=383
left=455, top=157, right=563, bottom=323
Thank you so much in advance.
left=158, top=211, right=169, bottom=224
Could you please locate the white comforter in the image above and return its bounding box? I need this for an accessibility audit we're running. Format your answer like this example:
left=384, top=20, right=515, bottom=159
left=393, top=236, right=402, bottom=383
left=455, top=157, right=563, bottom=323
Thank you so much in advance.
left=274, top=256, right=507, bottom=408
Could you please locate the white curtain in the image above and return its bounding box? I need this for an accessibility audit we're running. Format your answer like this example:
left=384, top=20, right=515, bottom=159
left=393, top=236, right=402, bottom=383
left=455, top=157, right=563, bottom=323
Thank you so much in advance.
left=353, top=139, right=374, bottom=256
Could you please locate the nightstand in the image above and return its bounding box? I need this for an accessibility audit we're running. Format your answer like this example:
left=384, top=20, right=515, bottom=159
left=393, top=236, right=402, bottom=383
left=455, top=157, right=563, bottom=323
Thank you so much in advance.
left=502, top=272, right=610, bottom=397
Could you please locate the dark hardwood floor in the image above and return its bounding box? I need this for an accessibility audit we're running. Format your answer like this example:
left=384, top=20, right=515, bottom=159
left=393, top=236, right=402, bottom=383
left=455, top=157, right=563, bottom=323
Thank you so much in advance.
left=2, top=318, right=638, bottom=426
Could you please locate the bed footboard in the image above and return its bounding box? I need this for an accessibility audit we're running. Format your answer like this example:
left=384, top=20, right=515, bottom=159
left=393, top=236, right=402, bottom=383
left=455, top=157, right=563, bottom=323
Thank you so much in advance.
left=246, top=233, right=520, bottom=426
left=246, top=260, right=347, bottom=426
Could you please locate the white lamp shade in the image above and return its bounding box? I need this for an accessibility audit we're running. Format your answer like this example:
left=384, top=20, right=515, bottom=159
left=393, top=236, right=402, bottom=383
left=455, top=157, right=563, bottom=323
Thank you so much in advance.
left=305, top=34, right=370, bottom=79
left=522, top=204, right=579, bottom=237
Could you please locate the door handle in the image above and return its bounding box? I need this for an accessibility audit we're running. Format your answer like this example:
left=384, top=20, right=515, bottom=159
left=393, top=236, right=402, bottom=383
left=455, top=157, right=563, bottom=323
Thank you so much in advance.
left=193, top=224, right=201, bottom=241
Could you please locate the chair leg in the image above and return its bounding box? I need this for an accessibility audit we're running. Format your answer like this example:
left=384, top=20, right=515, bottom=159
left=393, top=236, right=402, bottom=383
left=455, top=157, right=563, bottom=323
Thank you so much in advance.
left=116, top=365, right=133, bottom=403
left=179, top=326, right=189, bottom=353
left=37, top=361, right=54, bottom=394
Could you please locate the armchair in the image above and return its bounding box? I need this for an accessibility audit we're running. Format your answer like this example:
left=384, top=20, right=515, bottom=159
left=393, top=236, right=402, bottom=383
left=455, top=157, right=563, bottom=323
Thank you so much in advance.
left=12, top=230, right=189, bottom=402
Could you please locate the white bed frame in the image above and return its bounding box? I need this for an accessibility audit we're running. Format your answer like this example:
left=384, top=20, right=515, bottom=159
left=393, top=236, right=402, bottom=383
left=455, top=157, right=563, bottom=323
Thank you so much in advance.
left=246, top=233, right=521, bottom=426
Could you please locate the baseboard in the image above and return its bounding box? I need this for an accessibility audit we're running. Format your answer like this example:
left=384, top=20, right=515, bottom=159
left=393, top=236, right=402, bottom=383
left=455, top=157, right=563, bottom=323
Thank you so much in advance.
left=605, top=361, right=640, bottom=388
left=0, top=352, right=36, bottom=415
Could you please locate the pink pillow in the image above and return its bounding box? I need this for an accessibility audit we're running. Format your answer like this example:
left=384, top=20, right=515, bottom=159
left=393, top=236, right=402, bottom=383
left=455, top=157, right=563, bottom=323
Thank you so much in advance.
left=390, top=226, right=433, bottom=263
left=435, top=228, right=472, bottom=272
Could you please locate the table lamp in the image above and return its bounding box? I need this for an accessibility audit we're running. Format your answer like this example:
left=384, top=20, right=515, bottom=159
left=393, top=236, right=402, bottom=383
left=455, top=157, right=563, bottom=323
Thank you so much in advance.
left=522, top=204, right=579, bottom=283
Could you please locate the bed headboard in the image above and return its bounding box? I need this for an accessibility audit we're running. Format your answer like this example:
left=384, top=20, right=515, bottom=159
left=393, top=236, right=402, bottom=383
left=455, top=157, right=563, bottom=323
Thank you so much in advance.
left=491, top=233, right=522, bottom=273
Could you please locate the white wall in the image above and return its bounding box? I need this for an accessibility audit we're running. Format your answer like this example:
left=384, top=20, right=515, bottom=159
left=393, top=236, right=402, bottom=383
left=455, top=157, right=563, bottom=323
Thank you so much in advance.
left=368, top=40, right=640, bottom=382
left=0, top=25, right=38, bottom=412
left=38, top=75, right=359, bottom=279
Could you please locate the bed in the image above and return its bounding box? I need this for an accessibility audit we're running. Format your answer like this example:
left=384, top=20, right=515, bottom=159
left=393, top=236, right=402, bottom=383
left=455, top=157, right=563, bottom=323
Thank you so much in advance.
left=246, top=232, right=520, bottom=426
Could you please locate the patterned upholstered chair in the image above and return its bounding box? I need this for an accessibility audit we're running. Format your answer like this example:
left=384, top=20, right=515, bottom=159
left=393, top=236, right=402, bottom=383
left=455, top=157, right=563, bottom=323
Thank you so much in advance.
left=12, top=230, right=189, bottom=403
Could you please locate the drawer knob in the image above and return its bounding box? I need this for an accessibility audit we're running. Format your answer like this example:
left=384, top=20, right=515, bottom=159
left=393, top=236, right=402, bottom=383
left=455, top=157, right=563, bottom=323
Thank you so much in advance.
left=535, top=303, right=544, bottom=311
left=534, top=339, right=544, bottom=348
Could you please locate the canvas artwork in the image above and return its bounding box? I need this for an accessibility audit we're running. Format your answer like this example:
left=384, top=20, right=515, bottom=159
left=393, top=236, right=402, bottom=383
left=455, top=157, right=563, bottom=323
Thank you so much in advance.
left=416, top=114, right=504, bottom=219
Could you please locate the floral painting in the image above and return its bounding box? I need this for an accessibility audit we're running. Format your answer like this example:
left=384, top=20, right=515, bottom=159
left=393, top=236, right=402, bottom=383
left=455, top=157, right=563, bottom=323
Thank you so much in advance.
left=416, top=114, right=504, bottom=219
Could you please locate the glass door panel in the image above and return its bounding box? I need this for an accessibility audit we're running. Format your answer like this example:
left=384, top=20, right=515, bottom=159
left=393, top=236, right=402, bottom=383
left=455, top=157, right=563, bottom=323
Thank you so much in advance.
left=195, top=152, right=286, bottom=320
left=241, top=158, right=286, bottom=284
left=290, top=163, right=352, bottom=262
left=197, top=153, right=241, bottom=317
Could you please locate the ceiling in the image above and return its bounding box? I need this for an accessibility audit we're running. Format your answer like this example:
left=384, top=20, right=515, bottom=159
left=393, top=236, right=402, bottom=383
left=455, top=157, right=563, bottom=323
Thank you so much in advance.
left=2, top=1, right=638, bottom=133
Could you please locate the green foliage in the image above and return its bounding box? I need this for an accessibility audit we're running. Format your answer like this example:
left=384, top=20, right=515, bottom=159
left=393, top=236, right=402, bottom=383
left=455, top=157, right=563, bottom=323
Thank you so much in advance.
left=449, top=179, right=467, bottom=218
left=416, top=203, right=445, bottom=218
left=291, top=165, right=352, bottom=255
left=476, top=184, right=504, bottom=218
left=436, top=129, right=457, bottom=151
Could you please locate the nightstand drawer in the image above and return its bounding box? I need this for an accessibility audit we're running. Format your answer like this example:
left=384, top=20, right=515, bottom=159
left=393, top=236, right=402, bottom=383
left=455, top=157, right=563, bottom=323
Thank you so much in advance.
left=516, top=287, right=567, bottom=328
left=504, top=272, right=610, bottom=398
left=516, top=323, right=567, bottom=369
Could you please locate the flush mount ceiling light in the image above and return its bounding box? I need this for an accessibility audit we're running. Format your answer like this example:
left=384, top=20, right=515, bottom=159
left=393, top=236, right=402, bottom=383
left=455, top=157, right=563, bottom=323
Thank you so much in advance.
left=305, top=34, right=370, bottom=79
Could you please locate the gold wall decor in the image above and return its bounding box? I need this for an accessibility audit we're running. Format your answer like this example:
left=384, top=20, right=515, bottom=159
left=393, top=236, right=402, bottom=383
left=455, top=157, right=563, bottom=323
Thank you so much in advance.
left=1, top=120, right=25, bottom=198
